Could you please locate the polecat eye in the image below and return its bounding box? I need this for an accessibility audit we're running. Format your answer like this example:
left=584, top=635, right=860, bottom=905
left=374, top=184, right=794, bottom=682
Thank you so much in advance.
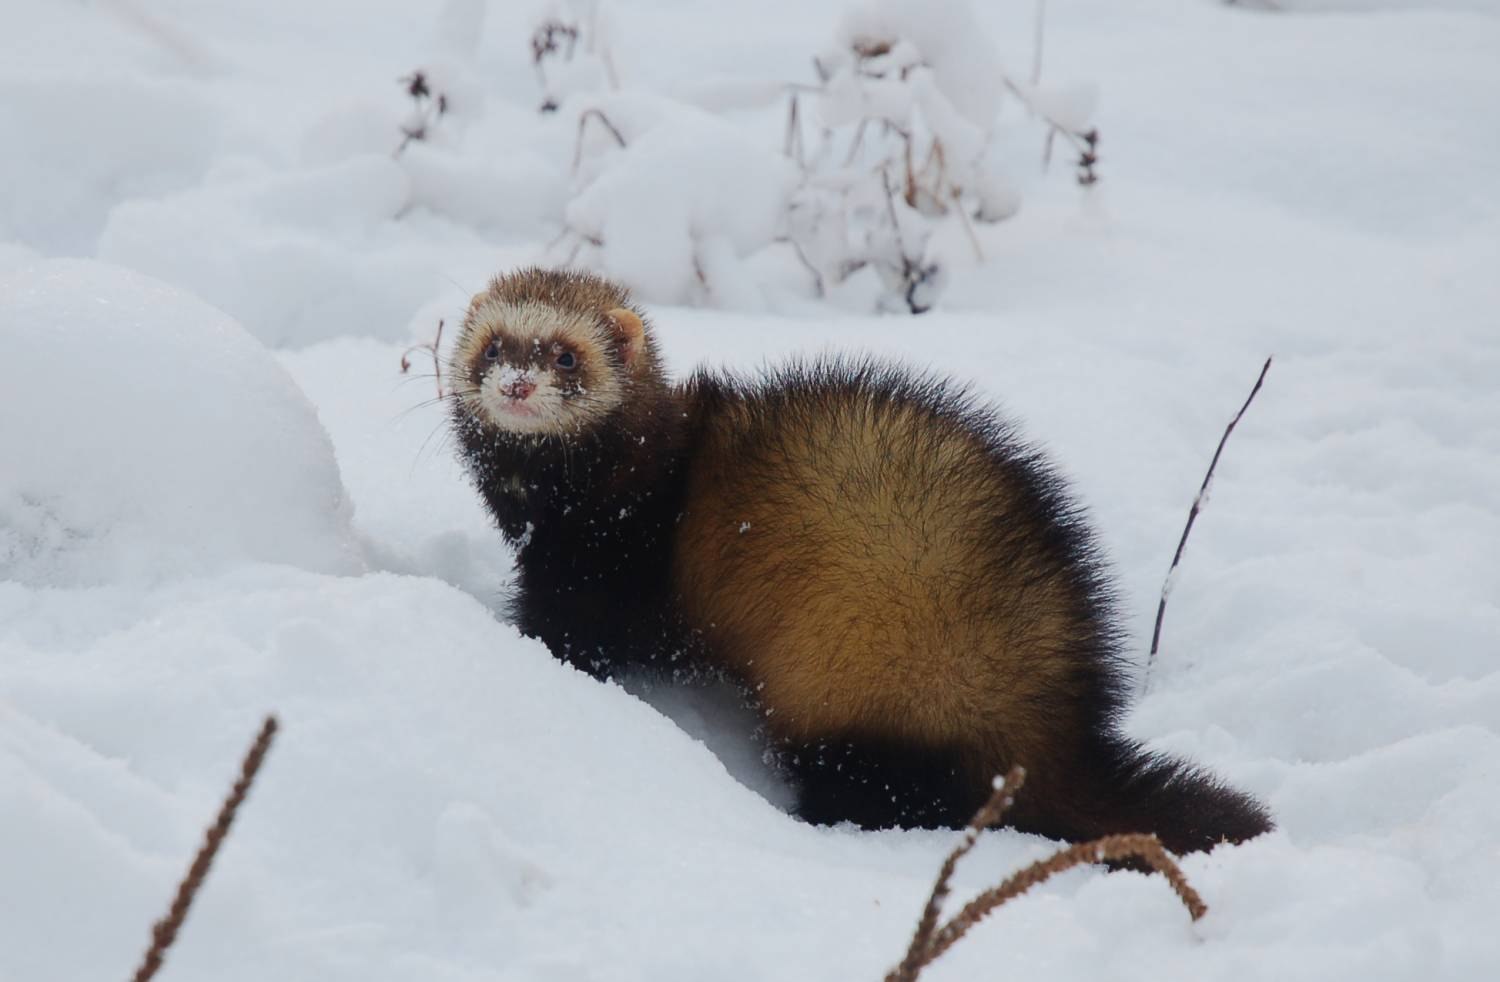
left=555, top=350, right=578, bottom=371
left=483, top=341, right=501, bottom=361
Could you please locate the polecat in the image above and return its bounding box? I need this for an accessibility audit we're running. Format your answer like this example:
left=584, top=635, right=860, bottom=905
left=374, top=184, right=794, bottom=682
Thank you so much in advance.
left=448, top=267, right=1273, bottom=855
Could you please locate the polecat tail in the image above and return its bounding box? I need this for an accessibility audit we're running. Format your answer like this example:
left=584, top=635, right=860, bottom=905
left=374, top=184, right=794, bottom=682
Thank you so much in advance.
left=1009, top=736, right=1274, bottom=856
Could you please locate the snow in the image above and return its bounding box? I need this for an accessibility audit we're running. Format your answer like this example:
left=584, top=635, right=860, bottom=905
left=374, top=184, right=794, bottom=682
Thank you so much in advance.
left=3, top=0, right=1500, bottom=980
left=0, top=260, right=361, bottom=587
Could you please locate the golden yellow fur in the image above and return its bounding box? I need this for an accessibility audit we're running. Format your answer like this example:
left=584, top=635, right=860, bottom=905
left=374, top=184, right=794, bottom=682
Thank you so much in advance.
left=673, top=377, right=1091, bottom=782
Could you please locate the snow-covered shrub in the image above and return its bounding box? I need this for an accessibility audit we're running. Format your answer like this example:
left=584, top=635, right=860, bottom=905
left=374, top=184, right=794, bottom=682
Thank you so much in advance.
left=556, top=95, right=800, bottom=307
left=782, top=0, right=1099, bottom=312
left=543, top=0, right=1098, bottom=314
left=0, top=260, right=362, bottom=586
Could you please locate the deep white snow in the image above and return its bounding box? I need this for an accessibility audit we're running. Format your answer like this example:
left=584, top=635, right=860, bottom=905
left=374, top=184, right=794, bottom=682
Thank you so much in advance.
left=2, top=1, right=1498, bottom=981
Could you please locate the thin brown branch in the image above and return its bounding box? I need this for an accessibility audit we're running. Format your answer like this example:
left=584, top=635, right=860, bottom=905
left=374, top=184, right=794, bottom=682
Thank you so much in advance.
left=400, top=318, right=447, bottom=399
left=1148, top=356, right=1273, bottom=666
left=885, top=766, right=1207, bottom=982
left=131, top=715, right=279, bottom=982
left=572, top=108, right=627, bottom=174
left=1002, top=77, right=1087, bottom=152
left=887, top=767, right=1026, bottom=982
left=777, top=236, right=826, bottom=297
left=924, top=833, right=1206, bottom=965
left=1000, top=76, right=1101, bottom=185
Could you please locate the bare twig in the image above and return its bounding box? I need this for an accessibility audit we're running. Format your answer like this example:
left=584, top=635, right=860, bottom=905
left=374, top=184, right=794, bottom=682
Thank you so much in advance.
left=784, top=91, right=805, bottom=166
left=1076, top=128, right=1100, bottom=187
left=777, top=236, right=827, bottom=298
left=1148, top=356, right=1273, bottom=666
left=400, top=318, right=447, bottom=398
left=951, top=188, right=985, bottom=262
left=887, top=767, right=1026, bottom=982
left=923, top=833, right=1205, bottom=966
left=131, top=715, right=279, bottom=982
left=1000, top=76, right=1100, bottom=185
left=885, top=766, right=1206, bottom=982
left=880, top=167, right=908, bottom=257
left=572, top=108, right=628, bottom=173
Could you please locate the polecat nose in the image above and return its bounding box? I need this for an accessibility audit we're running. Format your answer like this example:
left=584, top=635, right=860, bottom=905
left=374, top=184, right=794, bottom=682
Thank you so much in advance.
left=503, top=378, right=536, bottom=400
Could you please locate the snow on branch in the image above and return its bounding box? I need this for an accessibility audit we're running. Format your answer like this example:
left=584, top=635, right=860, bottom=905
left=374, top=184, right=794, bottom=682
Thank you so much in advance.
left=130, top=716, right=280, bottom=982
left=544, top=0, right=1100, bottom=313
left=885, top=766, right=1206, bottom=982
left=780, top=0, right=1101, bottom=313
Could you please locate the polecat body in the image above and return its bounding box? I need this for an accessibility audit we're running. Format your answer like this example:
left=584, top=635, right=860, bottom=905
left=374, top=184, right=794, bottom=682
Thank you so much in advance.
left=449, top=267, right=1272, bottom=854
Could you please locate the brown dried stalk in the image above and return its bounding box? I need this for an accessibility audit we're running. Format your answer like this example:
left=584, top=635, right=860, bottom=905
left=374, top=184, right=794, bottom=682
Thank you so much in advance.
left=923, top=833, right=1206, bottom=966
left=400, top=318, right=447, bottom=399
left=885, top=767, right=1206, bottom=982
left=887, top=767, right=1026, bottom=982
left=571, top=108, right=628, bottom=174
left=1148, top=355, right=1273, bottom=666
left=131, top=715, right=279, bottom=982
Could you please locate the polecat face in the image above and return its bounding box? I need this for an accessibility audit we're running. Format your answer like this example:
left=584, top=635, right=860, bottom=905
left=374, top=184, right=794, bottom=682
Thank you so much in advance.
left=450, top=290, right=646, bottom=439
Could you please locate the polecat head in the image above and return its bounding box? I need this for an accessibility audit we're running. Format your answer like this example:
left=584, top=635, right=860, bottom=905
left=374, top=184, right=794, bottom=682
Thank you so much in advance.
left=450, top=268, right=654, bottom=438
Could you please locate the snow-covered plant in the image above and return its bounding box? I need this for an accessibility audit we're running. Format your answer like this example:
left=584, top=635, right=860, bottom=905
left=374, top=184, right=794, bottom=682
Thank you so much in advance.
left=553, top=95, right=800, bottom=307
left=545, top=0, right=1098, bottom=313
left=530, top=0, right=618, bottom=113
left=783, top=0, right=1100, bottom=312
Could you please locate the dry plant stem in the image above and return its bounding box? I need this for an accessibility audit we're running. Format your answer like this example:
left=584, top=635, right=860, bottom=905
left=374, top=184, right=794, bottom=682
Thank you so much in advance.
left=571, top=108, right=628, bottom=173
left=131, top=715, right=280, bottom=982
left=399, top=318, right=446, bottom=398
left=925, top=833, right=1206, bottom=965
left=1001, top=77, right=1090, bottom=155
left=951, top=189, right=984, bottom=262
left=887, top=767, right=1027, bottom=982
left=778, top=236, right=826, bottom=297
left=880, top=167, right=910, bottom=257
left=784, top=92, right=805, bottom=165
left=885, top=768, right=1207, bottom=982
left=1148, top=355, right=1273, bottom=665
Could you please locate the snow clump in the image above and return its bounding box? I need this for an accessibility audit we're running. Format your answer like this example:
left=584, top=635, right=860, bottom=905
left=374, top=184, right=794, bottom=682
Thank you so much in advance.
left=0, top=260, right=361, bottom=586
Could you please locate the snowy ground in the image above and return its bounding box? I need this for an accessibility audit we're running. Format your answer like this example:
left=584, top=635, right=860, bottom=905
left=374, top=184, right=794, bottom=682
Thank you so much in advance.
left=3, top=0, right=1499, bottom=980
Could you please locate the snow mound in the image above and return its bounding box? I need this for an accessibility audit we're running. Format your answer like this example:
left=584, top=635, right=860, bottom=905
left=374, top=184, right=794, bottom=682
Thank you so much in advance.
left=0, top=260, right=361, bottom=586
left=0, top=73, right=220, bottom=254
left=564, top=102, right=800, bottom=306
left=97, top=156, right=434, bottom=348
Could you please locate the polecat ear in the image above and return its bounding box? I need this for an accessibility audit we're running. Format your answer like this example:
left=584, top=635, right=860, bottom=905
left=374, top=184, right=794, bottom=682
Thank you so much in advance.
left=604, top=307, right=645, bottom=365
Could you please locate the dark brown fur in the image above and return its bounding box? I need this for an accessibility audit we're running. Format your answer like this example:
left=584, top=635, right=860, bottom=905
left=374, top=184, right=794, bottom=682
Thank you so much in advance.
left=450, top=267, right=1273, bottom=854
